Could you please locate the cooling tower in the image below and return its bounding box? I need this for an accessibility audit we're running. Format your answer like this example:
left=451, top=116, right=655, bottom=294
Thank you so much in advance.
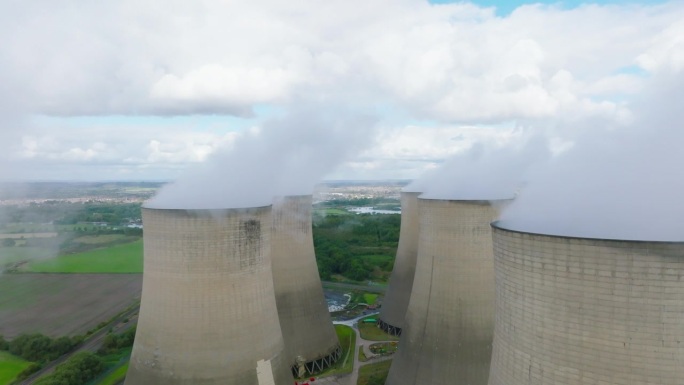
left=377, top=191, right=420, bottom=336
left=488, top=223, right=684, bottom=385
left=125, top=207, right=292, bottom=385
left=386, top=198, right=503, bottom=385
left=270, top=195, right=341, bottom=377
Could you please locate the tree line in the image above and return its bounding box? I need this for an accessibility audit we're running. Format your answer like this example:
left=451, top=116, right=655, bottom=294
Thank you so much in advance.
left=313, top=212, right=400, bottom=282
left=1, top=327, right=137, bottom=385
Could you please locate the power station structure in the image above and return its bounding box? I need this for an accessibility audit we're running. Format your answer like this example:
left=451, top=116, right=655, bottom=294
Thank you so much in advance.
left=270, top=195, right=341, bottom=377
left=125, top=207, right=293, bottom=385
left=377, top=191, right=420, bottom=336
left=488, top=223, right=684, bottom=385
left=386, top=198, right=504, bottom=385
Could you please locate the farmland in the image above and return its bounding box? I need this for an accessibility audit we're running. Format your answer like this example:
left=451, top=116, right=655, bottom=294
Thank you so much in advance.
left=27, top=240, right=143, bottom=273
left=0, top=274, right=142, bottom=339
left=0, top=351, right=30, bottom=385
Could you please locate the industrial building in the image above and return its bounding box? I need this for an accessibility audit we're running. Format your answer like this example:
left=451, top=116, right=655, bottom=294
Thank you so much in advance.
left=386, top=199, right=503, bottom=385
left=488, top=223, right=684, bottom=385
left=270, top=195, right=341, bottom=377
left=125, top=207, right=292, bottom=385
left=377, top=191, right=420, bottom=336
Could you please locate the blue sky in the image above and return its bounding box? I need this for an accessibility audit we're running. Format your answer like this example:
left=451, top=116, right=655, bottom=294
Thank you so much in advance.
left=430, top=0, right=668, bottom=16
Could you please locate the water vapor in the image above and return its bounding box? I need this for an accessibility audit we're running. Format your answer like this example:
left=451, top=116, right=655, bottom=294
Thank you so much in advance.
left=146, top=105, right=377, bottom=209
left=500, top=70, right=684, bottom=241
left=405, top=133, right=550, bottom=201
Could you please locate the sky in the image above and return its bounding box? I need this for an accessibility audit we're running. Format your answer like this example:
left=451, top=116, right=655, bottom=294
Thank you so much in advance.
left=0, top=0, right=682, bottom=184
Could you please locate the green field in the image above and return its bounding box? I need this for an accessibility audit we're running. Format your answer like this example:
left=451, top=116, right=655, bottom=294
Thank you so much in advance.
left=95, top=362, right=129, bottom=385
left=71, top=234, right=136, bottom=245
left=314, top=208, right=352, bottom=216
left=363, top=293, right=378, bottom=305
left=357, top=315, right=399, bottom=341
left=27, top=240, right=143, bottom=273
left=317, top=325, right=356, bottom=378
left=0, top=351, right=31, bottom=385
left=357, top=359, right=392, bottom=385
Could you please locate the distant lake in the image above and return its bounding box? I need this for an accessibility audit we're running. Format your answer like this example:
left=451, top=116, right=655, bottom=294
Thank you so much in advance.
left=349, top=207, right=401, bottom=215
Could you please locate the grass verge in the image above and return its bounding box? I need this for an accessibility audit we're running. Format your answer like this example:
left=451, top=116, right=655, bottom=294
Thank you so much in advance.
left=94, top=362, right=129, bottom=385
left=0, top=351, right=31, bottom=385
left=357, top=359, right=392, bottom=385
left=318, top=325, right=356, bottom=377
left=358, top=346, right=368, bottom=362
left=362, top=293, right=378, bottom=305
left=27, top=240, right=143, bottom=273
left=357, top=316, right=399, bottom=342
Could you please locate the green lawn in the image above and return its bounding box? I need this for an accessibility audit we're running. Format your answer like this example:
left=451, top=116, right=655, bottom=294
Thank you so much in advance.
left=317, top=325, right=356, bottom=378
left=27, top=240, right=143, bottom=273
left=357, top=255, right=393, bottom=265
left=95, top=362, right=129, bottom=385
left=362, top=293, right=378, bottom=305
left=314, top=208, right=352, bottom=216
left=72, top=234, right=135, bottom=245
left=0, top=351, right=31, bottom=385
left=357, top=359, right=392, bottom=385
left=357, top=316, right=399, bottom=341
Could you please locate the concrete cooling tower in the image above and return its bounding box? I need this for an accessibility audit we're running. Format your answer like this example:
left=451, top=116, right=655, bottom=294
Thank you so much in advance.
left=270, top=195, right=341, bottom=377
left=386, top=199, right=503, bottom=385
left=125, top=207, right=292, bottom=385
left=488, top=223, right=684, bottom=385
left=377, top=191, right=420, bottom=336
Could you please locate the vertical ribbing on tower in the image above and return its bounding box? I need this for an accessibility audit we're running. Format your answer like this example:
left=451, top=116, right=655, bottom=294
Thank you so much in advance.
left=270, top=195, right=340, bottom=377
left=125, top=207, right=292, bottom=385
left=377, top=191, right=421, bottom=336
left=386, top=199, right=502, bottom=385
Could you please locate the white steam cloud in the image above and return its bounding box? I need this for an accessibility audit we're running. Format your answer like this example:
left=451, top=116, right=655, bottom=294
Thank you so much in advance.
left=405, top=132, right=550, bottom=201
left=146, top=105, right=377, bottom=209
left=500, top=69, right=684, bottom=241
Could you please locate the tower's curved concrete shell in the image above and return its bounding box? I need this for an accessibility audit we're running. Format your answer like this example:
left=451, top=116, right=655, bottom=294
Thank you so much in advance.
left=386, top=199, right=502, bottom=385
left=377, top=191, right=420, bottom=336
left=125, top=207, right=292, bottom=385
left=488, top=223, right=684, bottom=385
left=270, top=195, right=340, bottom=377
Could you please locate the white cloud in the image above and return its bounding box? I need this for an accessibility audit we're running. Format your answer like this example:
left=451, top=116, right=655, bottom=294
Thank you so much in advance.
left=1, top=1, right=684, bottom=181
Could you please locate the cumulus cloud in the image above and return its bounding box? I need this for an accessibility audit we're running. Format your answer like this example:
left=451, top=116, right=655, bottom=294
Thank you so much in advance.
left=1, top=1, right=684, bottom=181
left=0, top=1, right=681, bottom=119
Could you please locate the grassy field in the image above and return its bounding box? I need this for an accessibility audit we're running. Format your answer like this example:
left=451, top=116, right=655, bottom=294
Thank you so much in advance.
left=314, top=208, right=352, bottom=216
left=94, top=362, right=129, bottom=385
left=357, top=316, right=399, bottom=342
left=27, top=240, right=143, bottom=273
left=318, top=325, right=356, bottom=378
left=362, top=293, right=378, bottom=305
left=0, top=273, right=142, bottom=338
left=71, top=234, right=136, bottom=245
left=357, top=359, right=392, bottom=385
left=0, top=351, right=31, bottom=385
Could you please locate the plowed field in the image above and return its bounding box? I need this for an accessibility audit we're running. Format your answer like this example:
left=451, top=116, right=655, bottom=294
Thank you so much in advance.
left=0, top=273, right=142, bottom=339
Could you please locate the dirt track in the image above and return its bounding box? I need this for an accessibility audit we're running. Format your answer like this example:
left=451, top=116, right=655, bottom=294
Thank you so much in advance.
left=0, top=273, right=142, bottom=338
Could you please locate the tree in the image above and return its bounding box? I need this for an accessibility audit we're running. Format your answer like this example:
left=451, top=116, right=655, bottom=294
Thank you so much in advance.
left=2, top=238, right=15, bottom=247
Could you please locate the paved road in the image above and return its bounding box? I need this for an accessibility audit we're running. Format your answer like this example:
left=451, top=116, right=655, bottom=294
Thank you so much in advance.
left=321, top=312, right=393, bottom=385
left=19, top=305, right=139, bottom=385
